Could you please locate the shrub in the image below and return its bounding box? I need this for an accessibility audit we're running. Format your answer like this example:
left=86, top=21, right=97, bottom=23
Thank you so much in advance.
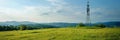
left=19, top=25, right=27, bottom=30
left=76, top=23, right=85, bottom=28
left=94, top=24, right=106, bottom=28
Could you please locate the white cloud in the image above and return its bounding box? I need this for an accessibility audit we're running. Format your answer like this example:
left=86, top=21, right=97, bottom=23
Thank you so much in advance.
left=46, top=0, right=86, bottom=22
left=0, top=0, right=87, bottom=23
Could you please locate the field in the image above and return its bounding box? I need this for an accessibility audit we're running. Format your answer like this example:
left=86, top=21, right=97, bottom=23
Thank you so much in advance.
left=0, top=28, right=120, bottom=40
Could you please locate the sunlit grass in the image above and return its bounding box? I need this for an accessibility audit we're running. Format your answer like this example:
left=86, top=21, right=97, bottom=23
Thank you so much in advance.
left=0, top=28, right=120, bottom=40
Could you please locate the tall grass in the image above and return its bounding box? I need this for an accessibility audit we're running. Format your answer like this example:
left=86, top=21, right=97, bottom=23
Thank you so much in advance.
left=0, top=28, right=120, bottom=40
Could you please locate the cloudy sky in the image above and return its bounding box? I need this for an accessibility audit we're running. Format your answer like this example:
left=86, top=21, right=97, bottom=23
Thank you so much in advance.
left=0, top=0, right=120, bottom=23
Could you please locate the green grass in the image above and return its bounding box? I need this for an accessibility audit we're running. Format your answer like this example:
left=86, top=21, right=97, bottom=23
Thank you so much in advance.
left=0, top=28, right=120, bottom=40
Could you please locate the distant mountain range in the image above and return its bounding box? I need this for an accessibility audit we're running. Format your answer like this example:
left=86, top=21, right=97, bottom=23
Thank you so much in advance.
left=0, top=21, right=120, bottom=27
left=95, top=21, right=120, bottom=27
left=42, top=22, right=78, bottom=27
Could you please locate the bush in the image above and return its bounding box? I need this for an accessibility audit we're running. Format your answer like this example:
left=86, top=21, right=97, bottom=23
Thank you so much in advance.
left=19, top=25, right=27, bottom=30
left=94, top=24, right=106, bottom=28
left=76, top=23, right=85, bottom=28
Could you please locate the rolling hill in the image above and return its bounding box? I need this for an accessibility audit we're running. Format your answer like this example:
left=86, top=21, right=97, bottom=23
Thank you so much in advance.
left=95, top=21, right=120, bottom=27
left=0, top=21, right=120, bottom=27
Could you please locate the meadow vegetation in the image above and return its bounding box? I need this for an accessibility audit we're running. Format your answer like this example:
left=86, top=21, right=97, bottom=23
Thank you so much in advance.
left=0, top=27, right=120, bottom=40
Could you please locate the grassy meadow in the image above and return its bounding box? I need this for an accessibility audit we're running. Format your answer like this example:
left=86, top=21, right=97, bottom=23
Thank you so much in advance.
left=0, top=27, right=120, bottom=40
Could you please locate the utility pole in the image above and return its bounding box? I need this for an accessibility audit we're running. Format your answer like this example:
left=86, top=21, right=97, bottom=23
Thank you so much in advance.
left=86, top=0, right=91, bottom=26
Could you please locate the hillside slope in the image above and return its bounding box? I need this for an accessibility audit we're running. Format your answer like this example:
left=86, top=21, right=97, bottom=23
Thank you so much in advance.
left=0, top=28, right=120, bottom=40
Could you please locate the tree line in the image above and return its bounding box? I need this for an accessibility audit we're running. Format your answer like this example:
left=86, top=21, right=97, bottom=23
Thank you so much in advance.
left=76, top=23, right=106, bottom=28
left=0, top=25, right=47, bottom=31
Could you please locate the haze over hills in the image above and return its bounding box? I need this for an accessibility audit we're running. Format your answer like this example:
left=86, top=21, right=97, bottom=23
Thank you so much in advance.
left=0, top=21, right=37, bottom=26
left=0, top=21, right=120, bottom=27
left=94, top=21, right=120, bottom=27
left=42, top=22, right=78, bottom=27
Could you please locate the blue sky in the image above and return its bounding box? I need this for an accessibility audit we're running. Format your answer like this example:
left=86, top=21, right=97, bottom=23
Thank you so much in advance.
left=0, top=0, right=120, bottom=23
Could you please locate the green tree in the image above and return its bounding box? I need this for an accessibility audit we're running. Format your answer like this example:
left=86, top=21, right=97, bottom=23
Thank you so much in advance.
left=95, top=24, right=106, bottom=28
left=76, top=23, right=85, bottom=28
left=0, top=26, right=3, bottom=31
left=19, top=25, right=27, bottom=30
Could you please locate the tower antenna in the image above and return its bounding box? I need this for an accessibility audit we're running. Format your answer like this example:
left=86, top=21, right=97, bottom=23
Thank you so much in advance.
left=86, top=0, right=91, bottom=26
